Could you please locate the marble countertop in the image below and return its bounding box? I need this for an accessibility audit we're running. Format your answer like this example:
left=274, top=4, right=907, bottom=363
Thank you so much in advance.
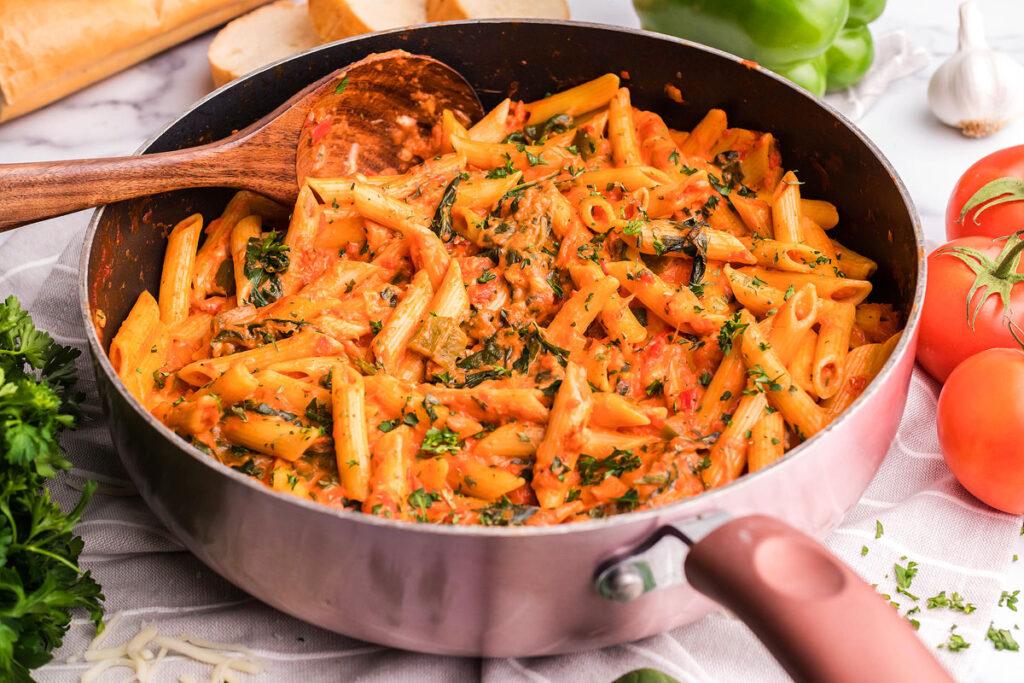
left=2, top=0, right=1024, bottom=680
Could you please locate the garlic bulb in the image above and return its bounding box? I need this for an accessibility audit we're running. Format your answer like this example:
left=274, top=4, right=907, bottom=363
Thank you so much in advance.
left=928, top=0, right=1024, bottom=138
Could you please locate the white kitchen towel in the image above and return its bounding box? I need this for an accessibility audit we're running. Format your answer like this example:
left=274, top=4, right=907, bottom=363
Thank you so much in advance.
left=824, top=30, right=931, bottom=121
left=5, top=226, right=1017, bottom=683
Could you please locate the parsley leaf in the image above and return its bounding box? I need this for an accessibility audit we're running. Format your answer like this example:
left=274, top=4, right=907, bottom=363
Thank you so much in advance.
left=0, top=296, right=103, bottom=678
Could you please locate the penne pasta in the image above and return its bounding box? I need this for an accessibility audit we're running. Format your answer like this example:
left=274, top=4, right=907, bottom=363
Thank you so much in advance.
left=120, top=80, right=904, bottom=526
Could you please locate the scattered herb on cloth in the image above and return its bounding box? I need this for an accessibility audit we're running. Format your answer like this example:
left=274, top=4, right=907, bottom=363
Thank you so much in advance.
left=0, top=295, right=103, bottom=680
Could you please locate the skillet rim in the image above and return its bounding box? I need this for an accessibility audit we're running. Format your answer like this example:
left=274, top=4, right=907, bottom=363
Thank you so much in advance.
left=78, top=18, right=926, bottom=538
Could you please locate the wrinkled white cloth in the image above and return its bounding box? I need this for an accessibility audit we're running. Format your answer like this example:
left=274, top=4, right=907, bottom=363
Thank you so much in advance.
left=0, top=217, right=1008, bottom=683
left=824, top=30, right=931, bottom=121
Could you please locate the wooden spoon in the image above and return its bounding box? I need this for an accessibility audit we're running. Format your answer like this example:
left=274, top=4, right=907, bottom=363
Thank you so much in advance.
left=0, top=50, right=483, bottom=231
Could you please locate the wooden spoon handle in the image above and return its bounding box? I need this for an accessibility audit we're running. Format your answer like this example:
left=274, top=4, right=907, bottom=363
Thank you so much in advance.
left=0, top=147, right=242, bottom=231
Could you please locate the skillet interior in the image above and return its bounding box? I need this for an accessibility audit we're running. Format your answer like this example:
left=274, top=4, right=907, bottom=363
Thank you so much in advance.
left=79, top=20, right=923, bottom=655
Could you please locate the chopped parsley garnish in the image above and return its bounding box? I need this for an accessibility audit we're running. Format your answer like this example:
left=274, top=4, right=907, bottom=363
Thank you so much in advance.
left=419, top=427, right=460, bottom=455
left=987, top=624, right=1020, bottom=651
left=577, top=448, right=642, bottom=486
left=716, top=313, right=748, bottom=355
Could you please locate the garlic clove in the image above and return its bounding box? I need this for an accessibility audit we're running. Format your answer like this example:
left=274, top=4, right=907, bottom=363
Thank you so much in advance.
left=927, top=0, right=1024, bottom=138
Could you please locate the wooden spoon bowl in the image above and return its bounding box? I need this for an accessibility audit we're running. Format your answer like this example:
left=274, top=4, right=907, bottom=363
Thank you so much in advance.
left=0, top=50, right=483, bottom=231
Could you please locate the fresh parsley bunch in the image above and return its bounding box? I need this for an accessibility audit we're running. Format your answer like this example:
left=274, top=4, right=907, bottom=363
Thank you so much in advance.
left=0, top=296, right=103, bottom=681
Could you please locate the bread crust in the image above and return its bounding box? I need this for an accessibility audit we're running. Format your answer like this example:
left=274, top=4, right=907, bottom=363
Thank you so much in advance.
left=0, top=0, right=268, bottom=122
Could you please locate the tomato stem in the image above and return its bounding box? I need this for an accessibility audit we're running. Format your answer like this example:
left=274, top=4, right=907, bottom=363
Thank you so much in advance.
left=993, top=233, right=1024, bottom=279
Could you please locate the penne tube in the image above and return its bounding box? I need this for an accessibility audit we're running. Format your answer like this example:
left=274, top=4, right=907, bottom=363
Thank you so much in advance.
left=427, top=259, right=470, bottom=322
left=723, top=265, right=787, bottom=316
left=252, top=369, right=331, bottom=412
left=735, top=266, right=872, bottom=306
left=645, top=170, right=710, bottom=219
left=576, top=193, right=619, bottom=232
left=532, top=361, right=591, bottom=508
left=575, top=166, right=670, bottom=192
left=702, top=392, right=766, bottom=488
left=163, top=394, right=220, bottom=435
left=706, top=197, right=749, bottom=237
left=741, top=237, right=827, bottom=273
left=590, top=392, right=650, bottom=428
left=621, top=221, right=755, bottom=264
left=800, top=198, right=839, bottom=229
left=739, top=310, right=826, bottom=440
left=833, top=240, right=878, bottom=279
left=680, top=108, right=727, bottom=160
left=604, top=260, right=725, bottom=335
left=822, top=332, right=901, bottom=419
left=729, top=192, right=773, bottom=237
left=767, top=283, right=820, bottom=362
left=447, top=458, right=525, bottom=501
left=193, top=361, right=261, bottom=405
left=317, top=208, right=366, bottom=252
left=812, top=301, right=856, bottom=400
left=524, top=73, right=619, bottom=125
left=441, top=108, right=470, bottom=152
left=451, top=136, right=571, bottom=176
left=748, top=410, right=786, bottom=472
left=788, top=329, right=818, bottom=397
left=799, top=216, right=837, bottom=263
left=608, top=87, right=642, bottom=167
left=222, top=413, right=319, bottom=461
left=371, top=269, right=433, bottom=374
left=771, top=171, right=803, bottom=244
left=307, top=153, right=467, bottom=205
left=230, top=215, right=262, bottom=304
left=178, top=329, right=344, bottom=386
left=454, top=174, right=521, bottom=214
left=569, top=263, right=647, bottom=345
left=694, top=343, right=745, bottom=435
left=363, top=425, right=414, bottom=519
left=158, top=214, right=203, bottom=325
left=476, top=422, right=545, bottom=458
left=192, top=191, right=252, bottom=301
left=110, top=290, right=160, bottom=377
left=333, top=365, right=371, bottom=501
left=429, top=386, right=549, bottom=423
left=581, top=428, right=652, bottom=458
left=469, top=98, right=512, bottom=142
left=266, top=355, right=349, bottom=382
left=739, top=133, right=781, bottom=191
left=546, top=276, right=619, bottom=349
left=280, top=185, right=322, bottom=295
left=413, top=456, right=449, bottom=491
left=299, top=260, right=380, bottom=299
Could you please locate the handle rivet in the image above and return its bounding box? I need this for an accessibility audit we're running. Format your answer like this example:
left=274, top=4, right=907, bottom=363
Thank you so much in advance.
left=601, top=565, right=646, bottom=602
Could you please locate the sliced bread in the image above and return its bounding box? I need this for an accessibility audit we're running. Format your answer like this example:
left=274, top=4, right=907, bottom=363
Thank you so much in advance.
left=426, top=0, right=569, bottom=22
left=208, top=1, right=321, bottom=87
left=308, top=0, right=427, bottom=42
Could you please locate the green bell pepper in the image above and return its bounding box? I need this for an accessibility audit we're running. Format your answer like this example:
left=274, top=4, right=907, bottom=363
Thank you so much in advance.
left=771, top=54, right=828, bottom=97
left=632, top=0, right=884, bottom=95
left=847, top=0, right=886, bottom=26
left=825, top=24, right=874, bottom=91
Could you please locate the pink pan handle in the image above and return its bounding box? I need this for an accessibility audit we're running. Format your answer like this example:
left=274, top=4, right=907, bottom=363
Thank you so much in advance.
left=684, top=515, right=953, bottom=683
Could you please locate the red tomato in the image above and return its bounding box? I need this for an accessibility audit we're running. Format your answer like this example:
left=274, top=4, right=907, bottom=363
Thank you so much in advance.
left=917, top=234, right=1024, bottom=382
left=937, top=348, right=1024, bottom=513
left=946, top=145, right=1024, bottom=240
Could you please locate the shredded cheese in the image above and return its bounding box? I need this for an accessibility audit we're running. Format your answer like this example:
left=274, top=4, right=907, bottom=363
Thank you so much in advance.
left=72, top=612, right=263, bottom=682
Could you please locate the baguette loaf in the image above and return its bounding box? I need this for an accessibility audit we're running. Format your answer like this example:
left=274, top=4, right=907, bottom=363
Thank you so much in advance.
left=209, top=1, right=320, bottom=87
left=0, top=0, right=269, bottom=122
left=425, top=0, right=568, bottom=22
left=308, top=0, right=427, bottom=42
